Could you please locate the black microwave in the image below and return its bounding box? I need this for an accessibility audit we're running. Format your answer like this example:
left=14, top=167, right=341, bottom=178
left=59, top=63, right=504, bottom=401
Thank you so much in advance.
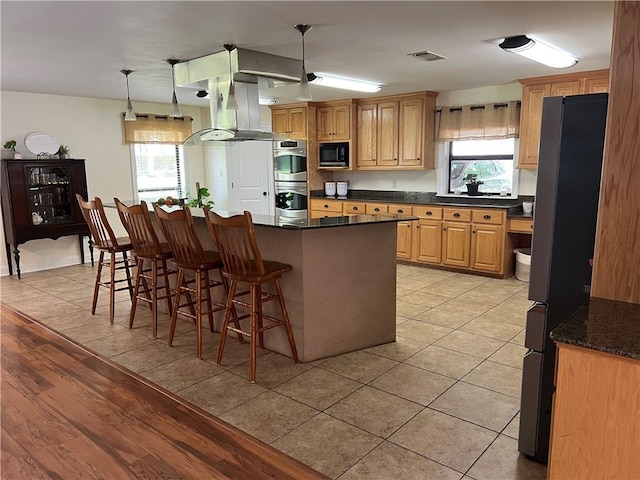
left=319, top=142, right=349, bottom=167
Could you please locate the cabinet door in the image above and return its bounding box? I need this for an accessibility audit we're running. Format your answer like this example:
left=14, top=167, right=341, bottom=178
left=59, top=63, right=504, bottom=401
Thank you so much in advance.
left=551, top=80, right=581, bottom=97
left=332, top=105, right=351, bottom=140
left=288, top=107, right=307, bottom=139
left=272, top=110, right=289, bottom=135
left=399, top=98, right=424, bottom=167
left=585, top=76, right=610, bottom=93
left=442, top=221, right=471, bottom=268
left=415, top=219, right=442, bottom=264
left=471, top=224, right=504, bottom=273
left=377, top=101, right=399, bottom=166
left=518, top=84, right=551, bottom=169
left=396, top=221, right=413, bottom=259
left=317, top=106, right=333, bottom=141
left=357, top=104, right=378, bottom=167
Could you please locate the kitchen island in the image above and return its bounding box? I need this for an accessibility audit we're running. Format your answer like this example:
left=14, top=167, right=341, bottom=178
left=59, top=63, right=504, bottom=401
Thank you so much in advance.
left=110, top=201, right=417, bottom=362
left=192, top=211, right=415, bottom=362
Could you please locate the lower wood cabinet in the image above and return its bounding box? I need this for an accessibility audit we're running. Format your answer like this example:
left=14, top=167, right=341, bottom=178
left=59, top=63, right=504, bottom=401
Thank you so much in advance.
left=308, top=198, right=514, bottom=277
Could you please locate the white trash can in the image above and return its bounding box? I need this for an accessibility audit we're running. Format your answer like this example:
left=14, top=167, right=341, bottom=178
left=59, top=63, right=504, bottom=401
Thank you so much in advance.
left=514, top=248, right=531, bottom=282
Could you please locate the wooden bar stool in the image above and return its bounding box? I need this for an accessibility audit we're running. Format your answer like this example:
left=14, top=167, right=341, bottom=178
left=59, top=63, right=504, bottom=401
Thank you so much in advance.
left=204, top=208, right=299, bottom=383
left=153, top=204, right=241, bottom=358
left=76, top=194, right=134, bottom=324
left=114, top=198, right=176, bottom=339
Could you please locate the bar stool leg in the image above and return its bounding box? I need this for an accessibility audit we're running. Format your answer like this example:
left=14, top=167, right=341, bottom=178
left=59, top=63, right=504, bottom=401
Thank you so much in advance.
left=274, top=278, right=299, bottom=363
left=109, top=251, right=117, bottom=324
left=217, top=280, right=237, bottom=365
left=123, top=251, right=134, bottom=299
left=151, top=259, right=158, bottom=339
left=203, top=270, right=214, bottom=333
left=92, top=251, right=105, bottom=315
left=195, top=270, right=203, bottom=359
left=129, top=257, right=144, bottom=329
left=256, top=285, right=265, bottom=349
left=250, top=284, right=259, bottom=383
left=161, top=259, right=173, bottom=315
left=168, top=269, right=185, bottom=347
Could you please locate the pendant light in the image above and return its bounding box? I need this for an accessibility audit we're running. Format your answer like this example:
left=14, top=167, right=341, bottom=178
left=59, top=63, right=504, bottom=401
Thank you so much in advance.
left=294, top=24, right=313, bottom=101
left=166, top=59, right=182, bottom=117
left=120, top=69, right=136, bottom=121
left=223, top=44, right=238, bottom=111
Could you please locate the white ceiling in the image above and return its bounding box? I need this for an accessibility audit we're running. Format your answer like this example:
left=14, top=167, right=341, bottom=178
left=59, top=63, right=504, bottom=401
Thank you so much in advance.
left=1, top=1, right=614, bottom=108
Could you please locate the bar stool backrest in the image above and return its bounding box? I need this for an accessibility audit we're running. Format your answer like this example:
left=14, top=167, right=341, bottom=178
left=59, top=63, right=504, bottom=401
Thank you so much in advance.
left=204, top=208, right=265, bottom=277
left=114, top=198, right=163, bottom=257
left=153, top=204, right=206, bottom=266
left=76, top=194, right=121, bottom=249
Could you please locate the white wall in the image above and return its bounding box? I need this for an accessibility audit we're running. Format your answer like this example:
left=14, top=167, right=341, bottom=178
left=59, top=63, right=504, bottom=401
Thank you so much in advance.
left=0, top=90, right=206, bottom=276
left=335, top=82, right=537, bottom=195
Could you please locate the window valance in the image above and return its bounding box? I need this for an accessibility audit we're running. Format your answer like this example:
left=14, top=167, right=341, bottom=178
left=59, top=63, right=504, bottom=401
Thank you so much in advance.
left=123, top=114, right=193, bottom=144
left=436, top=101, right=521, bottom=142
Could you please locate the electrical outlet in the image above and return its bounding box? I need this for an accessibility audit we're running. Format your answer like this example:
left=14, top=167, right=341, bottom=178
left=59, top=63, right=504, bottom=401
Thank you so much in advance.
left=391, top=180, right=397, bottom=188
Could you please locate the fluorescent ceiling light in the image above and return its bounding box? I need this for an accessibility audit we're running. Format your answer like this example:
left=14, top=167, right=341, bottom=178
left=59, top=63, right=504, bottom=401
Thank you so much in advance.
left=499, top=35, right=578, bottom=69
left=310, top=72, right=383, bottom=93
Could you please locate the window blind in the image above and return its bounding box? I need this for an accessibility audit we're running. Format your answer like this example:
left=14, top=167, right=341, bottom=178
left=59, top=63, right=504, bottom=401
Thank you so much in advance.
left=436, top=101, right=521, bottom=142
left=123, top=114, right=193, bottom=144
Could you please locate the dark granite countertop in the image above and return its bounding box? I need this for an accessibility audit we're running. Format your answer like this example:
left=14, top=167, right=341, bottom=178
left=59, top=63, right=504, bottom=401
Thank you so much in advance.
left=507, top=212, right=534, bottom=219
left=311, top=189, right=531, bottom=213
left=551, top=298, right=640, bottom=361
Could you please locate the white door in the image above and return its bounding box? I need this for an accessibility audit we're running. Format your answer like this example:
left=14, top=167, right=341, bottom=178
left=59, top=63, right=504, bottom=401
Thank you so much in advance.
left=227, top=142, right=274, bottom=215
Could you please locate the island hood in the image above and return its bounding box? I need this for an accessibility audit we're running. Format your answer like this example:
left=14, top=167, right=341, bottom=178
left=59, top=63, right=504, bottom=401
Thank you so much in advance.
left=176, top=48, right=303, bottom=143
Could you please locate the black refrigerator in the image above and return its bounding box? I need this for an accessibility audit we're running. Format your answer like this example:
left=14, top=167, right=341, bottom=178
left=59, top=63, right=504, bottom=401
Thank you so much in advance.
left=518, top=93, right=608, bottom=463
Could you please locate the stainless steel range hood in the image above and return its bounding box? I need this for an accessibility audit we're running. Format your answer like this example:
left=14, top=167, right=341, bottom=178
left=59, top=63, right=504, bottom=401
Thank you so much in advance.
left=176, top=48, right=302, bottom=143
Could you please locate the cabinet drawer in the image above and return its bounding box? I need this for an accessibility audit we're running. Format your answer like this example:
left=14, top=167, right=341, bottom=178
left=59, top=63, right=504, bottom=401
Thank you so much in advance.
left=443, top=208, right=471, bottom=222
left=509, top=218, right=534, bottom=233
left=310, top=199, right=343, bottom=213
left=472, top=209, right=505, bottom=225
left=344, top=202, right=365, bottom=214
left=388, top=204, right=411, bottom=215
left=413, top=206, right=442, bottom=220
left=366, top=203, right=388, bottom=214
left=311, top=210, right=344, bottom=219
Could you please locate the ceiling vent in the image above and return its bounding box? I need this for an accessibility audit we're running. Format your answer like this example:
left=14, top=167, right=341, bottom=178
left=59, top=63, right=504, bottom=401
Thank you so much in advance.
left=408, top=50, right=447, bottom=62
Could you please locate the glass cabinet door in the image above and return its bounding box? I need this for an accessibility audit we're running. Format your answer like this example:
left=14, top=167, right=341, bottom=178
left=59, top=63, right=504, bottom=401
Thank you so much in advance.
left=27, top=166, right=74, bottom=225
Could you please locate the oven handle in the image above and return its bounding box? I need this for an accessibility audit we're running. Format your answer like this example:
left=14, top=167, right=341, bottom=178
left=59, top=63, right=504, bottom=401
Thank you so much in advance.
left=276, top=187, right=308, bottom=195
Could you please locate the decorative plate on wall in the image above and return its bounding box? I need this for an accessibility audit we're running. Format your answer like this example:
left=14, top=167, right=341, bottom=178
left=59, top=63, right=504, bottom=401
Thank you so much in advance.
left=25, top=131, right=58, bottom=156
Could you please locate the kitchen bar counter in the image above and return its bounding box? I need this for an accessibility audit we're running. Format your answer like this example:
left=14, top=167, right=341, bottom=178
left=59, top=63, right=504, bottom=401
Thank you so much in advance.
left=550, top=297, right=640, bottom=360
left=310, top=189, right=530, bottom=212
left=107, top=202, right=406, bottom=362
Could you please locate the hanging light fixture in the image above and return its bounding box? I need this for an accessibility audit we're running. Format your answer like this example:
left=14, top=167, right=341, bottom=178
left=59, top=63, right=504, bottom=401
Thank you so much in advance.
left=166, top=59, right=182, bottom=117
left=294, top=24, right=313, bottom=101
left=120, top=69, right=136, bottom=121
left=499, top=35, right=578, bottom=69
left=309, top=72, right=383, bottom=93
left=223, top=44, right=238, bottom=111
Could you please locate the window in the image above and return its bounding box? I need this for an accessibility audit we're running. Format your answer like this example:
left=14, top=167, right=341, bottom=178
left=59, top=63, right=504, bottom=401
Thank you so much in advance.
left=130, top=144, right=186, bottom=203
left=449, top=139, right=515, bottom=194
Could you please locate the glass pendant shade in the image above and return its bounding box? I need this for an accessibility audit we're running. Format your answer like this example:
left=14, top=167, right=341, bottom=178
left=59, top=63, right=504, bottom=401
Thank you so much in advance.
left=121, top=69, right=137, bottom=121
left=297, top=66, right=312, bottom=101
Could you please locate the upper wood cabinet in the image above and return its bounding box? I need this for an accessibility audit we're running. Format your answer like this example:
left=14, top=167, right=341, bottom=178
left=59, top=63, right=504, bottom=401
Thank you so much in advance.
left=271, top=106, right=307, bottom=139
left=356, top=92, right=437, bottom=170
left=518, top=69, right=610, bottom=169
left=317, top=102, right=352, bottom=141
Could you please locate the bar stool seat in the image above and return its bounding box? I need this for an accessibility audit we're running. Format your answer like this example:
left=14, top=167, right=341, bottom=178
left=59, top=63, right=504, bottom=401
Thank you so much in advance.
left=76, top=194, right=134, bottom=324
left=204, top=207, right=299, bottom=383
left=115, top=198, right=177, bottom=339
left=153, top=203, right=241, bottom=358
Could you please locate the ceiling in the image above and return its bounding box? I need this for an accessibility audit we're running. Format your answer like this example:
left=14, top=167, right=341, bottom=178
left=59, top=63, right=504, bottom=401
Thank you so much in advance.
left=1, top=1, right=614, bottom=108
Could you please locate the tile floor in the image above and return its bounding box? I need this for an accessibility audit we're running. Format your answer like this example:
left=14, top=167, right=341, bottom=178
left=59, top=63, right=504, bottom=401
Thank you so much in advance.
left=1, top=263, right=547, bottom=480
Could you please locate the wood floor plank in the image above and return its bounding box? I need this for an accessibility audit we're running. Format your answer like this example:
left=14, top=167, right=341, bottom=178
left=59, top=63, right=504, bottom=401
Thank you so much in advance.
left=0, top=303, right=328, bottom=480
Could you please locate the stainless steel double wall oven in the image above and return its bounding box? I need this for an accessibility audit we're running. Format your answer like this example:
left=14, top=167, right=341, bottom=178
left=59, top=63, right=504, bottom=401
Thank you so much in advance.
left=273, top=139, right=308, bottom=218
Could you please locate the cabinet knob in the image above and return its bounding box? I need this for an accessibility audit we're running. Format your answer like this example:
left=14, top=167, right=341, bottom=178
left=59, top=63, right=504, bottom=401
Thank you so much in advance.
left=443, top=227, right=447, bottom=231
left=324, top=204, right=329, bottom=208
left=453, top=212, right=461, bottom=218
left=483, top=214, right=491, bottom=220
left=417, top=158, right=420, bottom=161
left=530, top=224, right=534, bottom=229
left=426, top=211, right=432, bottom=215
left=352, top=206, right=358, bottom=211
left=398, top=209, right=404, bottom=213
left=472, top=230, right=476, bottom=234
left=374, top=208, right=380, bottom=212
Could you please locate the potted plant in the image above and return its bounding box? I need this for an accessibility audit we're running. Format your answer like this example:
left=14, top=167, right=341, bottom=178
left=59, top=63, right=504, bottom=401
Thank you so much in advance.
left=2, top=140, right=22, bottom=159
left=56, top=145, right=70, bottom=159
left=464, top=173, right=484, bottom=196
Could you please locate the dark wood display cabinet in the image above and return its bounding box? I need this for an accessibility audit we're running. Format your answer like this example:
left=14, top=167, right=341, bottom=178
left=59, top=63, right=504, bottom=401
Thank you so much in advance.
left=1, top=158, right=93, bottom=278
